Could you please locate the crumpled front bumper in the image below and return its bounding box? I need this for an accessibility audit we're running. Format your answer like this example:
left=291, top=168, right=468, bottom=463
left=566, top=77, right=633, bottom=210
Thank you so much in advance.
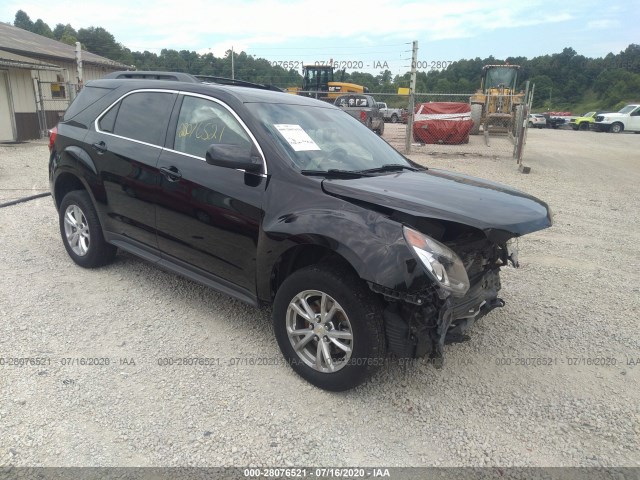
left=433, top=268, right=504, bottom=366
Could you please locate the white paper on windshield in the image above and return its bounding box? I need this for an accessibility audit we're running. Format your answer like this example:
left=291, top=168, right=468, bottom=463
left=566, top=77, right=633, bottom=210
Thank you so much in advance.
left=274, top=124, right=320, bottom=151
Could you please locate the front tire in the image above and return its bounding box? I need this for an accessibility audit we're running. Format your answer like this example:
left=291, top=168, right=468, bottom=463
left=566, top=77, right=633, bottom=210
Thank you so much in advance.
left=391, top=114, right=398, bottom=123
left=59, top=190, right=116, bottom=268
left=273, top=265, right=385, bottom=391
left=611, top=122, right=623, bottom=133
left=579, top=122, right=589, bottom=131
left=470, top=104, right=482, bottom=135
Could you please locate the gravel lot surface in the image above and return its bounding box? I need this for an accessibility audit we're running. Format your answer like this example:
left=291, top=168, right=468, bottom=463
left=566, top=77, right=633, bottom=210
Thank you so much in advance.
left=0, top=128, right=638, bottom=468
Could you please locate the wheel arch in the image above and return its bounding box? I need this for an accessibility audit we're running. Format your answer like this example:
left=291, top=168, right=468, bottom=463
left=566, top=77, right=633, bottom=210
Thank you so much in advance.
left=611, top=121, right=624, bottom=133
left=269, top=243, right=362, bottom=302
left=53, top=171, right=88, bottom=210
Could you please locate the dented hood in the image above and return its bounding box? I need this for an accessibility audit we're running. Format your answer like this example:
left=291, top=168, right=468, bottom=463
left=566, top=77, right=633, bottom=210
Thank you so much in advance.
left=322, top=169, right=552, bottom=243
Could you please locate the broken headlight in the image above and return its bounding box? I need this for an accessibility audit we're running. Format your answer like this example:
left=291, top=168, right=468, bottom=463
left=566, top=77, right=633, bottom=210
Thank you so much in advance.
left=403, top=226, right=470, bottom=296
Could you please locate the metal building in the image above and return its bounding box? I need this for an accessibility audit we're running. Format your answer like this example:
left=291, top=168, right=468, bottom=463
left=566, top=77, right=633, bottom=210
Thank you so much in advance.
left=0, top=22, right=128, bottom=142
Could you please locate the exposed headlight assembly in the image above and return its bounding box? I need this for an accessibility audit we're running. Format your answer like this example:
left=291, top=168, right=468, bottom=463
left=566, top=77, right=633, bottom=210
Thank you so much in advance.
left=403, top=226, right=470, bottom=296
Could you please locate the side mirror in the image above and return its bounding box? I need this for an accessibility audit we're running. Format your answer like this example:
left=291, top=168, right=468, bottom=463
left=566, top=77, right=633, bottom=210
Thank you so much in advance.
left=205, top=144, right=262, bottom=172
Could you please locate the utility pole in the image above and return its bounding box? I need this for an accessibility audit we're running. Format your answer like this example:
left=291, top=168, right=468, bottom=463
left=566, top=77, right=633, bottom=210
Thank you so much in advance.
left=405, top=40, right=418, bottom=154
left=231, top=46, right=235, bottom=80
left=75, top=41, right=83, bottom=90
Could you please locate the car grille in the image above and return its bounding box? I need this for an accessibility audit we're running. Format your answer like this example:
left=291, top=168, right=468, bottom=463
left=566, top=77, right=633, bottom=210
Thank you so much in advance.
left=595, top=115, right=604, bottom=122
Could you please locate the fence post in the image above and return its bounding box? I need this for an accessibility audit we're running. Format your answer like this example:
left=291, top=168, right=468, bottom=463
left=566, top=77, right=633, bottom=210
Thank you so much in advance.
left=405, top=40, right=418, bottom=154
left=34, top=79, right=47, bottom=138
left=515, top=81, right=533, bottom=173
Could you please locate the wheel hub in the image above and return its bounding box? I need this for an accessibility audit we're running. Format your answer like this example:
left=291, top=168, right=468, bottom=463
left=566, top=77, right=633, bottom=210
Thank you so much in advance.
left=285, top=290, right=353, bottom=373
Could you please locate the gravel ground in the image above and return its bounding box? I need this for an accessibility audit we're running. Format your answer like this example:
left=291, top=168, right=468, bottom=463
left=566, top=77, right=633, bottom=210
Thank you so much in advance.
left=0, top=128, right=638, bottom=468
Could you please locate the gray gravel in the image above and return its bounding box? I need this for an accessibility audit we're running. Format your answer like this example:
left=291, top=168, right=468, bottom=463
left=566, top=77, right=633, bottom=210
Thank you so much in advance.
left=0, top=129, right=638, bottom=468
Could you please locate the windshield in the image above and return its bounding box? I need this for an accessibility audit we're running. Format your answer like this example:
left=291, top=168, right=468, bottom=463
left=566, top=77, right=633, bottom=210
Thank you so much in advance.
left=484, top=67, right=518, bottom=89
left=618, top=105, right=636, bottom=114
left=583, top=112, right=595, bottom=117
left=246, top=102, right=413, bottom=173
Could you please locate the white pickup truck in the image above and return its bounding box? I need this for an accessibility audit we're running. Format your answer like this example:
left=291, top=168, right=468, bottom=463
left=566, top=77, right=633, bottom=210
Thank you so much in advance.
left=594, top=104, right=640, bottom=133
left=376, top=102, right=404, bottom=123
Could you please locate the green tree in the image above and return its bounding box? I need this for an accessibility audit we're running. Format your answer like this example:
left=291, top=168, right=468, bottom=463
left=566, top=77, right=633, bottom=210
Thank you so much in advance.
left=77, top=27, right=124, bottom=61
left=14, top=10, right=33, bottom=31
left=32, top=19, right=54, bottom=38
left=54, top=24, right=78, bottom=45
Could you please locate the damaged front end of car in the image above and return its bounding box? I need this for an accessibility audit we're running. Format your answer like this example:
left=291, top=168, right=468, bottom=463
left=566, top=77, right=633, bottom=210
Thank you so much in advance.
left=371, top=227, right=522, bottom=367
left=318, top=168, right=551, bottom=368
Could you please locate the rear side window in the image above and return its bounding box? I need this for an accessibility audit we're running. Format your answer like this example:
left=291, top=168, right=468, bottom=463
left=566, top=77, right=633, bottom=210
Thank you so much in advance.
left=99, top=92, right=176, bottom=146
left=63, top=85, right=115, bottom=121
left=98, top=103, right=120, bottom=133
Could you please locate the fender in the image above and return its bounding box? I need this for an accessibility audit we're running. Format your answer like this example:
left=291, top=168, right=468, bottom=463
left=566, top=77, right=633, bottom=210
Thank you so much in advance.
left=256, top=201, right=432, bottom=302
left=51, top=146, right=105, bottom=208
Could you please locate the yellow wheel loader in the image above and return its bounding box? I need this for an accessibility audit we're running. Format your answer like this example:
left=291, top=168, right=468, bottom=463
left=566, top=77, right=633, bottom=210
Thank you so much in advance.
left=470, top=65, right=525, bottom=136
left=287, top=65, right=367, bottom=101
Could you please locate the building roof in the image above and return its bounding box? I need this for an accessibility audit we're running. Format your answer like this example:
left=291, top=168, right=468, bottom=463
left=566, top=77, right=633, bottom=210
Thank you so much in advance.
left=0, top=50, right=62, bottom=70
left=0, top=22, right=129, bottom=68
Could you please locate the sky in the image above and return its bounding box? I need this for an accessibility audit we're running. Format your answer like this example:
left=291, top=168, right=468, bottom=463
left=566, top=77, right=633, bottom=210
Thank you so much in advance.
left=1, top=0, right=637, bottom=75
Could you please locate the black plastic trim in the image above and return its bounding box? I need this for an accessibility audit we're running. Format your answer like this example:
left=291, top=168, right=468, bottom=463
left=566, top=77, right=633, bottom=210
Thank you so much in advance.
left=105, top=232, right=259, bottom=307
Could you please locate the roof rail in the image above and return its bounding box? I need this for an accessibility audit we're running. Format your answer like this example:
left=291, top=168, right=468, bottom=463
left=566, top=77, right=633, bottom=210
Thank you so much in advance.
left=103, top=71, right=200, bottom=82
left=195, top=75, right=283, bottom=92
left=102, top=71, right=284, bottom=92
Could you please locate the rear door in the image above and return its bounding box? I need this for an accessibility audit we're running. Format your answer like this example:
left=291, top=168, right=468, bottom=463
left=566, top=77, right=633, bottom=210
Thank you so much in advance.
left=155, top=93, right=266, bottom=294
left=84, top=89, right=177, bottom=249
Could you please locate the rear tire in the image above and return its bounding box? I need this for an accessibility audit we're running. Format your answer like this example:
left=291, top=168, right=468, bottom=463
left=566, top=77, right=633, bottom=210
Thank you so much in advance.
left=273, top=264, right=385, bottom=391
left=391, top=114, right=398, bottom=123
left=375, top=119, right=385, bottom=136
left=59, top=190, right=116, bottom=268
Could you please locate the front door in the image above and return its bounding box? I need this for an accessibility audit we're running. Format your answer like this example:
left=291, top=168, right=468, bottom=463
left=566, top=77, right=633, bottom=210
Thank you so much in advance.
left=629, top=106, right=640, bottom=131
left=155, top=94, right=266, bottom=293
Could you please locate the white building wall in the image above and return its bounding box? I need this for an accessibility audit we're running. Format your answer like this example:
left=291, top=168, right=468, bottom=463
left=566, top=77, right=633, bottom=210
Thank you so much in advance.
left=7, top=68, right=36, bottom=113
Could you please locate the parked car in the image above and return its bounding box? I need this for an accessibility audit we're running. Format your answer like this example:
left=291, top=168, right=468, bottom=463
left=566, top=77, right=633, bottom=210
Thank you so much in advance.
left=334, top=94, right=384, bottom=135
left=568, top=111, right=598, bottom=131
left=49, top=71, right=552, bottom=391
left=594, top=104, right=640, bottom=133
left=541, top=114, right=566, bottom=129
left=376, top=102, right=405, bottom=123
left=528, top=114, right=547, bottom=128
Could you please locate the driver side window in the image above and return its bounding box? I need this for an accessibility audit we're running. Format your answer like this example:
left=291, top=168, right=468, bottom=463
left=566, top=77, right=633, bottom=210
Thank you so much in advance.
left=173, top=95, right=252, bottom=158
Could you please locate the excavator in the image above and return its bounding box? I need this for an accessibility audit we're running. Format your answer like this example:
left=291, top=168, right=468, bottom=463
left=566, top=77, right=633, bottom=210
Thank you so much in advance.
left=287, top=65, right=368, bottom=101
left=470, top=64, right=525, bottom=139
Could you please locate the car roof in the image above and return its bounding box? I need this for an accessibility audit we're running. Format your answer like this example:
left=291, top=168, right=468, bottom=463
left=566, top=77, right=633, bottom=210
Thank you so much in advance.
left=85, top=77, right=337, bottom=108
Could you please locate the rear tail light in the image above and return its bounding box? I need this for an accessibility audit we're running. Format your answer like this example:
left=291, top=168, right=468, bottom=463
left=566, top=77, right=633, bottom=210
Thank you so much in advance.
left=360, top=111, right=366, bottom=122
left=48, top=127, right=57, bottom=153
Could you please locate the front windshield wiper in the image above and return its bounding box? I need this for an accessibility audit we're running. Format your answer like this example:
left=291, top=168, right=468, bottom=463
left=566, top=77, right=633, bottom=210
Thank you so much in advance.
left=357, top=164, right=423, bottom=174
left=300, top=169, right=372, bottom=178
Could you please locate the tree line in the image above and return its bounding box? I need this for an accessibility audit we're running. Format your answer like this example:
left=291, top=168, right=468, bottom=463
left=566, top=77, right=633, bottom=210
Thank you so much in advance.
left=13, top=10, right=640, bottom=112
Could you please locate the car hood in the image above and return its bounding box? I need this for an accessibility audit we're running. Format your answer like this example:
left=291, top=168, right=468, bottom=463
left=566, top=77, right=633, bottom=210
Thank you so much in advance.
left=321, top=169, right=552, bottom=243
left=599, top=112, right=626, bottom=119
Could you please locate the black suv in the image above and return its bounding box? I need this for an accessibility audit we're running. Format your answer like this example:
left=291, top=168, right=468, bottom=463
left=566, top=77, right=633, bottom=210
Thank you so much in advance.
left=49, top=71, right=552, bottom=391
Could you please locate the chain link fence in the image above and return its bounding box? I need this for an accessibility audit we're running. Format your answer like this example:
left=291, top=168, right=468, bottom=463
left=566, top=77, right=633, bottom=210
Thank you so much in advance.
left=35, top=80, right=78, bottom=136
left=372, top=92, right=532, bottom=161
